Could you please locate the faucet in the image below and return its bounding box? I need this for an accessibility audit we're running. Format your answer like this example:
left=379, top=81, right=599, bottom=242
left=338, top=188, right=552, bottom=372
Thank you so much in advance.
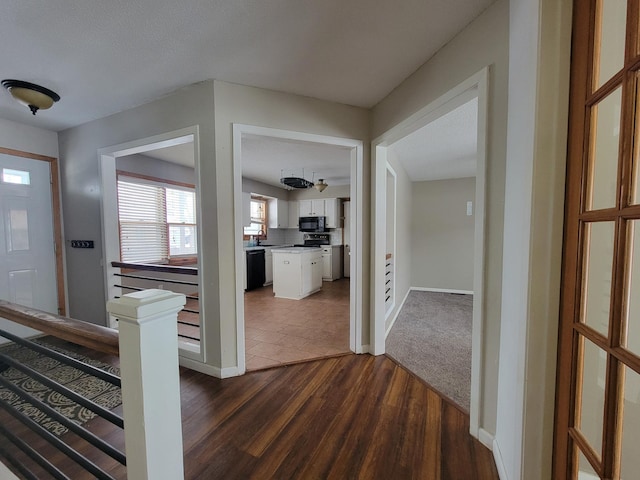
left=256, top=229, right=264, bottom=246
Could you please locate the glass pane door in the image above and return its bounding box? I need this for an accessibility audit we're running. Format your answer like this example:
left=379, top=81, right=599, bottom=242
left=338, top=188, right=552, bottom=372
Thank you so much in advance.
left=556, top=0, right=640, bottom=478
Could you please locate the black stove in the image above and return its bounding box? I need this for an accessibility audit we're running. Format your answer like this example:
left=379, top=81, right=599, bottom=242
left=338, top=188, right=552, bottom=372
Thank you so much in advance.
left=298, top=233, right=330, bottom=247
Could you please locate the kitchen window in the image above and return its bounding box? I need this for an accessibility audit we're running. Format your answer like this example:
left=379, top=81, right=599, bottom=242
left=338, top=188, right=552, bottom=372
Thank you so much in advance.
left=244, top=197, right=267, bottom=239
left=117, top=173, right=197, bottom=263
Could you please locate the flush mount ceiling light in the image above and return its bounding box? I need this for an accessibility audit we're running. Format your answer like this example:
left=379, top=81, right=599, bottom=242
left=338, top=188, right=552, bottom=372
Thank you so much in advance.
left=2, top=79, right=60, bottom=115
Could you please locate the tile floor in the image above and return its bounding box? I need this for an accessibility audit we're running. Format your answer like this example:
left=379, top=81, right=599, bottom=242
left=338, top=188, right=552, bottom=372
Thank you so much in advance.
left=244, top=278, right=351, bottom=371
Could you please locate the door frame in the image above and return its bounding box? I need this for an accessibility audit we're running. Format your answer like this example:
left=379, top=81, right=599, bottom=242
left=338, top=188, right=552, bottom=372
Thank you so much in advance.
left=232, top=124, right=365, bottom=374
left=97, top=126, right=203, bottom=362
left=0, top=147, right=66, bottom=315
left=371, top=67, right=488, bottom=440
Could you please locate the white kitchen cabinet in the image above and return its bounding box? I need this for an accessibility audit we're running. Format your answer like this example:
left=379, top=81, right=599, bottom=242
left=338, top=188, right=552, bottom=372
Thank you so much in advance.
left=264, top=248, right=273, bottom=285
left=310, top=256, right=323, bottom=291
left=242, top=192, right=251, bottom=227
left=272, top=248, right=322, bottom=299
left=324, top=198, right=340, bottom=228
left=322, top=253, right=331, bottom=279
left=298, top=199, right=325, bottom=217
left=268, top=198, right=289, bottom=228
left=321, top=245, right=342, bottom=281
left=288, top=200, right=299, bottom=228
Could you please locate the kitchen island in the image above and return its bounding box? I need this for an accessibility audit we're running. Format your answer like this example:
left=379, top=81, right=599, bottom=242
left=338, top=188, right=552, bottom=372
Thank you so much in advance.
left=272, top=247, right=323, bottom=300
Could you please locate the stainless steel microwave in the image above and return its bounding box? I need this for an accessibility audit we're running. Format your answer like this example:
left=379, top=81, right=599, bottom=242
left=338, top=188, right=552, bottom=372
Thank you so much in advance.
left=299, top=216, right=327, bottom=232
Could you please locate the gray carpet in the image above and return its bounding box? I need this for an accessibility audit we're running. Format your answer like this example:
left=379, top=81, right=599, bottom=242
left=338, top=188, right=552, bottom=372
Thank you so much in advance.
left=386, top=290, right=472, bottom=412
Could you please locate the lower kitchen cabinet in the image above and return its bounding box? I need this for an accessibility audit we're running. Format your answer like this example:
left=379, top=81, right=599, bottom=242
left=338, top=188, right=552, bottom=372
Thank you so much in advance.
left=321, top=245, right=343, bottom=281
left=272, top=248, right=322, bottom=299
left=264, top=248, right=273, bottom=285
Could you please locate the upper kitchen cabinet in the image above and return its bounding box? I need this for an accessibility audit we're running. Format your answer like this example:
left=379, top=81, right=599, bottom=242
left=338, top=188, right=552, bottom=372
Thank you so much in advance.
left=295, top=198, right=341, bottom=228
left=324, top=198, right=340, bottom=228
left=298, top=199, right=325, bottom=217
left=268, top=198, right=289, bottom=228
left=288, top=200, right=299, bottom=229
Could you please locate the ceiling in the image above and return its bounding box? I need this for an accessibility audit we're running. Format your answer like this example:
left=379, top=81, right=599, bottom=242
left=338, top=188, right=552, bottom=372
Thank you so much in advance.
left=144, top=97, right=478, bottom=187
left=0, top=0, right=494, bottom=132
left=389, top=96, right=478, bottom=181
left=241, top=135, right=353, bottom=188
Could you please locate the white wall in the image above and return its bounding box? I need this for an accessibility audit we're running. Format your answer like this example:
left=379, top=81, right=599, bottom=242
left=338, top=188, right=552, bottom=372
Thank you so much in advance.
left=495, top=0, right=572, bottom=478
left=213, top=80, right=370, bottom=368
left=57, top=81, right=221, bottom=369
left=288, top=184, right=350, bottom=200
left=117, top=154, right=196, bottom=185
left=410, top=177, right=475, bottom=291
left=384, top=150, right=412, bottom=330
left=242, top=177, right=289, bottom=200
left=372, top=0, right=508, bottom=436
left=0, top=118, right=59, bottom=158
left=0, top=118, right=60, bottom=342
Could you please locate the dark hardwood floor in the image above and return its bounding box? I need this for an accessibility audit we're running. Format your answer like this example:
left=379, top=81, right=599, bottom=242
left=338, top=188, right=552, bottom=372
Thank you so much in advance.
left=1, top=340, right=498, bottom=479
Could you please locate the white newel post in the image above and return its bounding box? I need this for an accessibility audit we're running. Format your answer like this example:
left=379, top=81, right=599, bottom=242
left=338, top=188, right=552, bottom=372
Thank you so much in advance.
left=106, top=289, right=186, bottom=480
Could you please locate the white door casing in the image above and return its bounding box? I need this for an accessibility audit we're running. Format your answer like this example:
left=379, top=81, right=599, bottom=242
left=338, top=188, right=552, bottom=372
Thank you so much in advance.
left=233, top=124, right=365, bottom=374
left=372, top=68, right=489, bottom=443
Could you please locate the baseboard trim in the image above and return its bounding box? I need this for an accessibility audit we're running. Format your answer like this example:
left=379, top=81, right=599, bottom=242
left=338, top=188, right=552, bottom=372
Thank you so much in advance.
left=178, top=356, right=242, bottom=379
left=478, top=428, right=494, bottom=450
left=358, top=344, right=370, bottom=354
left=385, top=289, right=411, bottom=338
left=411, top=286, right=474, bottom=295
left=493, top=438, right=508, bottom=480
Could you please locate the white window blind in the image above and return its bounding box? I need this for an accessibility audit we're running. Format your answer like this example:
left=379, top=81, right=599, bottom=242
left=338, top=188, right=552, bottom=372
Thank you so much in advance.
left=117, top=180, right=168, bottom=263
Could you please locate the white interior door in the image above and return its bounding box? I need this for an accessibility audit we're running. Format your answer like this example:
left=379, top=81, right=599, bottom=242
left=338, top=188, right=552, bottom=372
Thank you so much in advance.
left=0, top=154, right=58, bottom=314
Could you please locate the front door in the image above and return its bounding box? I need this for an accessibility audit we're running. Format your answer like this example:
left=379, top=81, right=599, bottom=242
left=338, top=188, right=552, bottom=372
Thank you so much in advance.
left=554, top=0, right=640, bottom=478
left=0, top=152, right=60, bottom=315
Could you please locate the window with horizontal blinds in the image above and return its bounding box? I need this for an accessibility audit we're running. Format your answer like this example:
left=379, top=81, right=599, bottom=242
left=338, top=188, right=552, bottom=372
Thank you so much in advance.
left=166, top=188, right=197, bottom=256
left=117, top=180, right=168, bottom=263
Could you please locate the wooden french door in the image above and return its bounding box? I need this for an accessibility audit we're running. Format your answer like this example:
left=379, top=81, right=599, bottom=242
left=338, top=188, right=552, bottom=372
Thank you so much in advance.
left=555, top=0, right=640, bottom=478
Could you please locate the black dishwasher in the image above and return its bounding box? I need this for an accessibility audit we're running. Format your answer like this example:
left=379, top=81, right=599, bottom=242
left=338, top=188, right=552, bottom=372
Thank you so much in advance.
left=245, top=249, right=266, bottom=291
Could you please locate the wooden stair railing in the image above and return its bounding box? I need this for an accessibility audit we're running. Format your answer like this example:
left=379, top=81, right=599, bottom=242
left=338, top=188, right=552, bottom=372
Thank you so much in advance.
left=0, top=300, right=119, bottom=355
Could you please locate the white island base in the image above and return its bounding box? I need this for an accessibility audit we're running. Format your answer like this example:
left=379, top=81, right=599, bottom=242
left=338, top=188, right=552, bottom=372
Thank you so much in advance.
left=272, top=247, right=323, bottom=300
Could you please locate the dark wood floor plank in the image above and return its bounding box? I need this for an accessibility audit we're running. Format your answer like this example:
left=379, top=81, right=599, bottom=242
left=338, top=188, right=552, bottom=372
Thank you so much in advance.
left=1, top=342, right=499, bottom=480
left=425, top=388, right=443, bottom=480
left=242, top=358, right=335, bottom=457
left=324, top=356, right=398, bottom=479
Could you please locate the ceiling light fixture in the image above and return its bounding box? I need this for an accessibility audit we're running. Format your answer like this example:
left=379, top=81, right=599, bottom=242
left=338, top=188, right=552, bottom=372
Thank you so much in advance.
left=280, top=169, right=314, bottom=189
left=2, top=79, right=60, bottom=115
left=314, top=179, right=328, bottom=192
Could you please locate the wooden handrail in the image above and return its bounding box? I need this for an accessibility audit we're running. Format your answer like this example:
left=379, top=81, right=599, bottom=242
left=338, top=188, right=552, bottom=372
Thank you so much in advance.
left=111, top=261, right=198, bottom=276
left=0, top=300, right=119, bottom=356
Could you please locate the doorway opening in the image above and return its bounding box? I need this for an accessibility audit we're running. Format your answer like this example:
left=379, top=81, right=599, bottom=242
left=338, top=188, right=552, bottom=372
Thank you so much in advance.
left=233, top=124, right=364, bottom=374
left=98, top=127, right=202, bottom=361
left=372, top=68, right=488, bottom=441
